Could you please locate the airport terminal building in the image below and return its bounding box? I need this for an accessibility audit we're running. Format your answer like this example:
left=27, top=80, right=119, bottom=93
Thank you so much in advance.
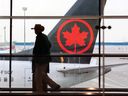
left=0, top=0, right=128, bottom=96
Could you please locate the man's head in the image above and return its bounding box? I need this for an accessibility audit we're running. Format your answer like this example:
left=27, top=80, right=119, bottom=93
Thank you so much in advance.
left=31, top=24, right=45, bottom=34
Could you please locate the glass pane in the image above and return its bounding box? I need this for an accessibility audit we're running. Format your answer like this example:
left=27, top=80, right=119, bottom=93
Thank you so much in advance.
left=0, top=0, right=10, bottom=16
left=105, top=0, right=128, bottom=16
left=102, top=19, right=128, bottom=88
left=12, top=60, right=32, bottom=88
left=0, top=20, right=10, bottom=54
left=103, top=57, right=128, bottom=88
left=105, top=19, right=128, bottom=42
left=13, top=0, right=99, bottom=16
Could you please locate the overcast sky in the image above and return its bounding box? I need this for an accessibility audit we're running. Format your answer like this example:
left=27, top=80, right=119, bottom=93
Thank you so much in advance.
left=0, top=0, right=128, bottom=42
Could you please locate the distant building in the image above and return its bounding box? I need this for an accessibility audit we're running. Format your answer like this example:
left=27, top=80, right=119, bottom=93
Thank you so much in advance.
left=94, top=42, right=128, bottom=54
left=0, top=42, right=16, bottom=53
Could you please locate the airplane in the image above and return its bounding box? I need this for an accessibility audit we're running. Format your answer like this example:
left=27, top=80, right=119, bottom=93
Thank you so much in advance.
left=0, top=0, right=128, bottom=88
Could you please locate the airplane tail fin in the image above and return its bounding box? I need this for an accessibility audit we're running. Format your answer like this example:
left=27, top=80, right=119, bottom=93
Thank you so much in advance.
left=48, top=0, right=106, bottom=64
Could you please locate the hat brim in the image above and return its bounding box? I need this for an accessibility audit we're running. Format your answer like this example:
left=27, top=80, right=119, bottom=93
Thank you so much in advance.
left=31, top=28, right=34, bottom=30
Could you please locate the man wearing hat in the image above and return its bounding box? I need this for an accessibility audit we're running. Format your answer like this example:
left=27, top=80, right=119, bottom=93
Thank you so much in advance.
left=31, top=24, right=60, bottom=93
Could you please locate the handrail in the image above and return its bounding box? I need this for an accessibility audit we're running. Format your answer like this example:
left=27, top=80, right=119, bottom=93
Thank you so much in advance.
left=1, top=88, right=128, bottom=96
left=1, top=88, right=128, bottom=92
left=0, top=53, right=128, bottom=57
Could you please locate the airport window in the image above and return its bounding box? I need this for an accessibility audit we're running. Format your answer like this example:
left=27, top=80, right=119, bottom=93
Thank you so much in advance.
left=0, top=0, right=128, bottom=95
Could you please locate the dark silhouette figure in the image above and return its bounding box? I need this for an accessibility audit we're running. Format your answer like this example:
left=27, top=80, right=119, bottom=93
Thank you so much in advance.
left=31, top=24, right=60, bottom=93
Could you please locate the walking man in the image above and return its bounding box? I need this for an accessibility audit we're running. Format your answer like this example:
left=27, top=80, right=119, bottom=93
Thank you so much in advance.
left=31, top=24, right=60, bottom=93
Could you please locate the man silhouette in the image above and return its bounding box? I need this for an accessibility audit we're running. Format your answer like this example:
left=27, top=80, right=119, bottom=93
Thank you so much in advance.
left=31, top=24, right=60, bottom=93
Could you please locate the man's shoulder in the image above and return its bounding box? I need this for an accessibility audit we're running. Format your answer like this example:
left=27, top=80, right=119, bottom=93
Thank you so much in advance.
left=40, top=33, right=48, bottom=37
left=37, top=33, right=47, bottom=38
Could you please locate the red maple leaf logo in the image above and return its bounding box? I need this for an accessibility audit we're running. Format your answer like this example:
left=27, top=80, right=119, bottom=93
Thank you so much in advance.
left=63, top=24, right=88, bottom=53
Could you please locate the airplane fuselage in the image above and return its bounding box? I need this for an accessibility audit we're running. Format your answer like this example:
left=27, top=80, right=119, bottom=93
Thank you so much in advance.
left=0, top=60, right=98, bottom=88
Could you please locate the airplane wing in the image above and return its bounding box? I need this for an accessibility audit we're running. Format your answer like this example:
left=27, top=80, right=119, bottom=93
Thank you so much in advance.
left=57, top=63, right=128, bottom=74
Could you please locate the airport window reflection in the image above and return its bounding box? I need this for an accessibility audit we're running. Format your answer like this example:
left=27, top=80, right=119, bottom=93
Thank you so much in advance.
left=0, top=0, right=128, bottom=94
